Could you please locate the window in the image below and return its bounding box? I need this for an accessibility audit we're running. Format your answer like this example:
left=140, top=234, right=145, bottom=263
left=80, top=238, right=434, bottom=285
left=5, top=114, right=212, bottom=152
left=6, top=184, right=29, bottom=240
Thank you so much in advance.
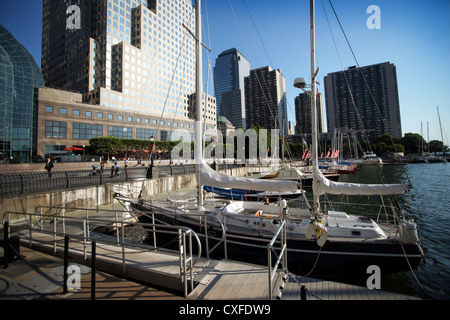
left=97, top=112, right=103, bottom=118
left=45, top=106, right=53, bottom=113
left=45, top=121, right=67, bottom=138
left=108, top=126, right=132, bottom=139
left=136, top=128, right=157, bottom=141
left=118, top=115, right=123, bottom=120
left=86, top=111, right=92, bottom=117
left=60, top=108, right=67, bottom=115
left=127, top=116, right=132, bottom=122
left=73, top=109, right=80, bottom=116
left=73, top=123, right=103, bottom=139
left=108, top=114, right=114, bottom=120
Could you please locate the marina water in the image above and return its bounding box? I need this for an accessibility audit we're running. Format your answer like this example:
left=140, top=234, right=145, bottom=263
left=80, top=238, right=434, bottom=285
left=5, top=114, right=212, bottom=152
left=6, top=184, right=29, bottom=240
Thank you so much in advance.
left=292, top=162, right=450, bottom=300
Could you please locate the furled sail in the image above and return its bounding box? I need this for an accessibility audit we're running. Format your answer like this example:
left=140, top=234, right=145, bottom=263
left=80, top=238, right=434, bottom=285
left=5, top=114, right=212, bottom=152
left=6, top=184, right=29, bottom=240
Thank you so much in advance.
left=313, top=168, right=409, bottom=196
left=199, top=160, right=299, bottom=192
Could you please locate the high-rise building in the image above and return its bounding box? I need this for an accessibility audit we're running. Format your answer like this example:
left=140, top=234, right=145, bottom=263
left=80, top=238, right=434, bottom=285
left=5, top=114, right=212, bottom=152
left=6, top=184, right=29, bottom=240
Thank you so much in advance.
left=0, top=25, right=45, bottom=163
left=294, top=91, right=324, bottom=137
left=41, top=0, right=215, bottom=143
left=213, top=48, right=250, bottom=130
left=324, top=62, right=402, bottom=141
left=244, top=66, right=288, bottom=136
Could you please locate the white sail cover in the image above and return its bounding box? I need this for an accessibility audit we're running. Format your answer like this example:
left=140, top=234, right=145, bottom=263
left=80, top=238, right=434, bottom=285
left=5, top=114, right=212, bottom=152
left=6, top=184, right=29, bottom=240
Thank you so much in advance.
left=313, top=168, right=409, bottom=196
left=199, top=160, right=298, bottom=192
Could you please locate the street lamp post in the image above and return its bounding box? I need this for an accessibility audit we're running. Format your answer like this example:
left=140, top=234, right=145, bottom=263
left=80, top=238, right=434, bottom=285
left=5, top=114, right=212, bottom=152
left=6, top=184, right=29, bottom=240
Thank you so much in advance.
left=147, top=136, right=155, bottom=179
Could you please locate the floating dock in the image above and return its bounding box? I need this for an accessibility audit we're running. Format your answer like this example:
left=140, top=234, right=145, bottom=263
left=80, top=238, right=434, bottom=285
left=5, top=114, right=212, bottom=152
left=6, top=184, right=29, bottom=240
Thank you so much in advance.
left=1, top=207, right=419, bottom=300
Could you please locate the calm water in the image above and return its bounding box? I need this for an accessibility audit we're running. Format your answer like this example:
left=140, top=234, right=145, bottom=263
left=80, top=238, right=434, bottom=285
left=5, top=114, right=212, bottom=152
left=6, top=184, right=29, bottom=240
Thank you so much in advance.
left=295, top=162, right=450, bottom=300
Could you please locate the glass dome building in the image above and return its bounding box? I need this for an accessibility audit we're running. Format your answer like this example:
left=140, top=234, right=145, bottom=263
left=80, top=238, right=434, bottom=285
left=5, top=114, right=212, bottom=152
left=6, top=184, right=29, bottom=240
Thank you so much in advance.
left=0, top=24, right=44, bottom=163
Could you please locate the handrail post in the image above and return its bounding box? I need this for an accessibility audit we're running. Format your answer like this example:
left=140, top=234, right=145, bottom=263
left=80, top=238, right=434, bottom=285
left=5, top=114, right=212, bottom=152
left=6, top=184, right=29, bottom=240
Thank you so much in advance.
left=3, top=221, right=9, bottom=268
left=121, top=223, right=126, bottom=274
left=63, top=235, right=69, bottom=294
left=29, top=214, right=33, bottom=247
left=83, top=219, right=87, bottom=262
left=268, top=245, right=272, bottom=300
left=203, top=217, right=209, bottom=259
left=91, top=241, right=96, bottom=301
left=53, top=216, right=57, bottom=254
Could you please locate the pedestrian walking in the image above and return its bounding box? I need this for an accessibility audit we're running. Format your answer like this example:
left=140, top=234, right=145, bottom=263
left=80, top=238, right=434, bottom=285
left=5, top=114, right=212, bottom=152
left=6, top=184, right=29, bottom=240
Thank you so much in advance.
left=45, top=158, right=54, bottom=178
left=114, top=161, right=120, bottom=177
left=100, top=160, right=104, bottom=175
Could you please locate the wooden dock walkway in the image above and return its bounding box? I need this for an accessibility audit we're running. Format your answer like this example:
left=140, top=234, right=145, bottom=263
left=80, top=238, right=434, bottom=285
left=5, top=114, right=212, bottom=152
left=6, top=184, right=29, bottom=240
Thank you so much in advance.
left=5, top=207, right=420, bottom=300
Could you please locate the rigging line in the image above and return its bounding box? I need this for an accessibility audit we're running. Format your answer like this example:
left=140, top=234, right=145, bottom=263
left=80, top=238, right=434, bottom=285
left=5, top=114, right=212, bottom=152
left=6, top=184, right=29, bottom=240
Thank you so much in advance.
left=229, top=0, right=278, bottom=132
left=241, top=0, right=297, bottom=159
left=157, top=5, right=194, bottom=142
left=327, top=0, right=412, bottom=187
left=320, top=0, right=371, bottom=147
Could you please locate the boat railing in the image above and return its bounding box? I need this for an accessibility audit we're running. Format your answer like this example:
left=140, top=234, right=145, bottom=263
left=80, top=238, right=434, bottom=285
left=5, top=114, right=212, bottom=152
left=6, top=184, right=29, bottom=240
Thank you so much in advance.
left=267, top=219, right=288, bottom=300
left=321, top=199, right=406, bottom=226
left=130, top=202, right=228, bottom=260
left=2, top=209, right=201, bottom=297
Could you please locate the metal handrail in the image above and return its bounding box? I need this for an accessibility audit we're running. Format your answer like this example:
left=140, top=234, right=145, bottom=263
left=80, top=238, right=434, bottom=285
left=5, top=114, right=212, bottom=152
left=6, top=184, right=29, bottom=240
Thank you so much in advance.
left=128, top=201, right=228, bottom=260
left=2, top=211, right=200, bottom=296
left=267, top=219, right=288, bottom=300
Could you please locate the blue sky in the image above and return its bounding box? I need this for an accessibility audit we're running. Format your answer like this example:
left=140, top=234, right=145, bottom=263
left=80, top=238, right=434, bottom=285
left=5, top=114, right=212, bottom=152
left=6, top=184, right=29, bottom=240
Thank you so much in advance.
left=1, top=0, right=449, bottom=142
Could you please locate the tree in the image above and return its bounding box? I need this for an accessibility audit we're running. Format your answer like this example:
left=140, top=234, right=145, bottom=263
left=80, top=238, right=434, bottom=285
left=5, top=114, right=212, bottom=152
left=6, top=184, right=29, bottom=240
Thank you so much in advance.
left=401, top=133, right=425, bottom=154
left=89, top=137, right=124, bottom=159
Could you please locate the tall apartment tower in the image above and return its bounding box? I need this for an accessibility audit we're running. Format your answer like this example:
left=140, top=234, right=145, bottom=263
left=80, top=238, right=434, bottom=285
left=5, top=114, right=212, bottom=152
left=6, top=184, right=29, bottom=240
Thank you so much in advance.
left=213, top=48, right=250, bottom=130
left=244, top=66, right=288, bottom=136
left=324, top=62, right=402, bottom=141
left=294, top=91, right=325, bottom=137
left=41, top=0, right=215, bottom=140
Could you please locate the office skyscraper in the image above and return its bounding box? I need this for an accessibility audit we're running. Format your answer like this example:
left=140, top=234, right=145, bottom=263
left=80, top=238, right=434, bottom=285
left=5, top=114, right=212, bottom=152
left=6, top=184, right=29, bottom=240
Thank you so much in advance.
left=244, top=66, right=288, bottom=136
left=41, top=0, right=215, bottom=141
left=324, top=62, right=402, bottom=141
left=294, top=91, right=324, bottom=137
left=213, top=48, right=250, bottom=130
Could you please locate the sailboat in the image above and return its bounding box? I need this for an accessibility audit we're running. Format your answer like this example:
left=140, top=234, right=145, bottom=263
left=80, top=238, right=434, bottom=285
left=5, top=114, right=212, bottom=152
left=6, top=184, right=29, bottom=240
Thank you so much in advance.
left=115, top=0, right=423, bottom=279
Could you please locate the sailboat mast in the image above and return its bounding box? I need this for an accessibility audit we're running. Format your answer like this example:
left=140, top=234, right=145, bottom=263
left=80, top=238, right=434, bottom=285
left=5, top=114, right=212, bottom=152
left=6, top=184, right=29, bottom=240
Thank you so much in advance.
left=195, top=0, right=204, bottom=208
left=437, top=106, right=445, bottom=155
left=310, top=0, right=320, bottom=214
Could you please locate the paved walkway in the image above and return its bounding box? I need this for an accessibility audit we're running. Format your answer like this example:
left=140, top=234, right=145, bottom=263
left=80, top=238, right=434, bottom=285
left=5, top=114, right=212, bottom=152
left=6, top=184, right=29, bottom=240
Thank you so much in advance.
left=0, top=246, right=183, bottom=300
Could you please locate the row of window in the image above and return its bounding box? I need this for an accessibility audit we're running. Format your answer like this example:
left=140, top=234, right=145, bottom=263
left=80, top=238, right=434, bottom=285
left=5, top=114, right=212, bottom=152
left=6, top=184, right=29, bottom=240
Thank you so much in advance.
left=45, top=121, right=192, bottom=141
left=45, top=105, right=193, bottom=128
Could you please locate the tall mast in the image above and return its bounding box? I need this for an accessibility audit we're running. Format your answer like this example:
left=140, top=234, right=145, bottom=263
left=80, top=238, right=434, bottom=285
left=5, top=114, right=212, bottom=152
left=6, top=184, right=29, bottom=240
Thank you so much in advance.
left=195, top=0, right=204, bottom=208
left=310, top=0, right=320, bottom=214
left=437, top=106, right=445, bottom=156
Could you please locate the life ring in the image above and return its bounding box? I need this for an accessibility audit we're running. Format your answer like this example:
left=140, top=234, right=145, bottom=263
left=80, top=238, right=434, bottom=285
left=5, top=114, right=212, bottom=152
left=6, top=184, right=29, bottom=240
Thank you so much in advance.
left=306, top=221, right=328, bottom=247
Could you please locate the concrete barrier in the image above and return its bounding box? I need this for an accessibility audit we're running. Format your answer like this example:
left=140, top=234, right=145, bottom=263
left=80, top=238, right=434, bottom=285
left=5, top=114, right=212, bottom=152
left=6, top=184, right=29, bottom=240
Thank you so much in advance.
left=0, top=166, right=264, bottom=223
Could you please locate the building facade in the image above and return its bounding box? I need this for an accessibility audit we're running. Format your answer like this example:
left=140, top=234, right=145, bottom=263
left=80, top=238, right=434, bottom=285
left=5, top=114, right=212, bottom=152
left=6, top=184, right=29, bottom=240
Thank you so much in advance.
left=0, top=25, right=45, bottom=163
left=41, top=0, right=215, bottom=152
left=37, top=87, right=214, bottom=158
left=244, top=66, right=288, bottom=136
left=213, top=48, right=250, bottom=130
left=294, top=91, right=325, bottom=138
left=324, top=62, right=402, bottom=141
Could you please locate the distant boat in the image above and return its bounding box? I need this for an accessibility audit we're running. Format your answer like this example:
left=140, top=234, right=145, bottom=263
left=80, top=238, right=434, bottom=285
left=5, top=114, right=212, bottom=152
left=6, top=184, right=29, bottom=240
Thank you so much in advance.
left=361, top=151, right=383, bottom=165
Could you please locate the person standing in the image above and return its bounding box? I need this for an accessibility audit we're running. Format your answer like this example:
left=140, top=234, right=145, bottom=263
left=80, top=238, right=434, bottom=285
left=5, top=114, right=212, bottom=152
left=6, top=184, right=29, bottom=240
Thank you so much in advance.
left=45, top=158, right=54, bottom=178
